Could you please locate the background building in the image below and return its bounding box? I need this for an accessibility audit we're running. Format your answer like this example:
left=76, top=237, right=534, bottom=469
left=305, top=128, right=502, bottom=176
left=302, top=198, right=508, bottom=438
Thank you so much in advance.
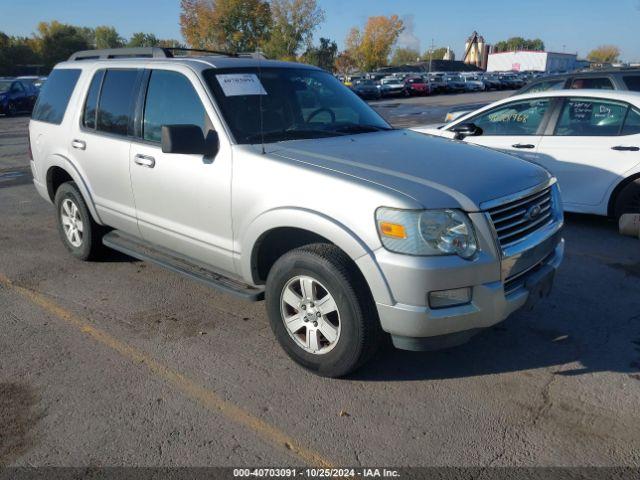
left=487, top=51, right=578, bottom=73
left=463, top=31, right=490, bottom=70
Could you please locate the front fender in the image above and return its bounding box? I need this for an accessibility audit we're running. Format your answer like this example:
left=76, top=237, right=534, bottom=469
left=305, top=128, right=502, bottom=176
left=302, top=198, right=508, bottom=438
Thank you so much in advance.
left=41, top=153, right=103, bottom=225
left=239, top=207, right=393, bottom=305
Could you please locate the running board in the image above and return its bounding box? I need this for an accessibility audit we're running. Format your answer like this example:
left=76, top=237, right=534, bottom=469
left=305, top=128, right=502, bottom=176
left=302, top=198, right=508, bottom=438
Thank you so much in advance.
left=102, top=231, right=264, bottom=301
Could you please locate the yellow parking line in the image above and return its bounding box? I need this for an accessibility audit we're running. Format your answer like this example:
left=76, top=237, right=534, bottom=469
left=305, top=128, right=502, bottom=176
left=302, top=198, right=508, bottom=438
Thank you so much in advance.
left=0, top=273, right=334, bottom=468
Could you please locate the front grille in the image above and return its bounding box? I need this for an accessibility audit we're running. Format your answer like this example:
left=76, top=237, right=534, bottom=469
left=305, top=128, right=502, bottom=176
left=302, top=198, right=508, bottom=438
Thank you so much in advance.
left=487, top=187, right=553, bottom=249
left=503, top=252, right=553, bottom=296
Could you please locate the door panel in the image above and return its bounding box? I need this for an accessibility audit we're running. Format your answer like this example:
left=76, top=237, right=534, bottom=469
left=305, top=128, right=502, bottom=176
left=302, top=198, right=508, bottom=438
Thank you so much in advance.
left=536, top=98, right=640, bottom=211
left=129, top=68, right=234, bottom=274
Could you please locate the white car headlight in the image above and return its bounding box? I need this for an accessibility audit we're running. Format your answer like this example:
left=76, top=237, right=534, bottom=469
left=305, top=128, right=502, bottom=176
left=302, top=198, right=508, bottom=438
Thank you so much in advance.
left=376, top=207, right=478, bottom=259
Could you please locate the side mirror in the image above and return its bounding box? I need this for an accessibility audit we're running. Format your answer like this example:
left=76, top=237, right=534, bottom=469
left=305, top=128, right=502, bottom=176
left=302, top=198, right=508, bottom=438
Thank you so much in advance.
left=451, top=123, right=482, bottom=140
left=161, top=124, right=219, bottom=157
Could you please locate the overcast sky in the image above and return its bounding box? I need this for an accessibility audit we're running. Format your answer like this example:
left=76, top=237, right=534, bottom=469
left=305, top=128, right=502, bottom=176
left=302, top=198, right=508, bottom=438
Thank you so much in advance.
left=2, top=0, right=639, bottom=61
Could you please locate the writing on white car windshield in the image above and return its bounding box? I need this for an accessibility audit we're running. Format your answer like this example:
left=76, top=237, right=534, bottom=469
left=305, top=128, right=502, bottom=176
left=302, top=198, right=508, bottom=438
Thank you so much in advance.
left=203, top=67, right=391, bottom=144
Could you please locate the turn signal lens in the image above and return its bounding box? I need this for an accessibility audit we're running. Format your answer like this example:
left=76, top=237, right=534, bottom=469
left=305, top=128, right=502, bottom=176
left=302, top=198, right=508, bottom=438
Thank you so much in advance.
left=379, top=222, right=407, bottom=239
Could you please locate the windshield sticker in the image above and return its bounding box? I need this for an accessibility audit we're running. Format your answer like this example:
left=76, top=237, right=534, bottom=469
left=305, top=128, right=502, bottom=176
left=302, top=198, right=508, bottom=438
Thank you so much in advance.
left=216, top=74, right=267, bottom=97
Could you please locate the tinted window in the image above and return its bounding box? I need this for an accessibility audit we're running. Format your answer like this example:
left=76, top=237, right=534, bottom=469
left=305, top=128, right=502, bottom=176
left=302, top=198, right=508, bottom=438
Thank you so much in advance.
left=519, top=79, right=565, bottom=94
left=143, top=70, right=208, bottom=143
left=97, top=69, right=139, bottom=136
left=622, top=107, right=640, bottom=136
left=469, top=99, right=550, bottom=136
left=623, top=76, right=640, bottom=92
left=555, top=98, right=627, bottom=136
left=13, top=82, right=25, bottom=92
left=32, top=69, right=81, bottom=124
left=82, top=70, right=104, bottom=130
left=570, top=77, right=614, bottom=90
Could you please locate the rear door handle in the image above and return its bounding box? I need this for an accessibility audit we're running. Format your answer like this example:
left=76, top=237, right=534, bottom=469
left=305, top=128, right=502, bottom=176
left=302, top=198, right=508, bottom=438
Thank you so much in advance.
left=612, top=146, right=639, bottom=152
left=71, top=139, right=86, bottom=150
left=512, top=143, right=535, bottom=149
left=134, top=154, right=156, bottom=168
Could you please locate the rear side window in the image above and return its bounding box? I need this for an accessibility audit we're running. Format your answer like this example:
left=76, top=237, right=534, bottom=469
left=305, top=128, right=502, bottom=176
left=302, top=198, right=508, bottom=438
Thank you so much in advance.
left=622, top=107, right=640, bottom=136
left=555, top=98, right=627, bottom=136
left=143, top=70, right=208, bottom=143
left=97, top=69, right=139, bottom=136
left=32, top=69, right=81, bottom=124
left=623, top=76, right=640, bottom=92
left=82, top=70, right=105, bottom=130
left=570, top=77, right=614, bottom=90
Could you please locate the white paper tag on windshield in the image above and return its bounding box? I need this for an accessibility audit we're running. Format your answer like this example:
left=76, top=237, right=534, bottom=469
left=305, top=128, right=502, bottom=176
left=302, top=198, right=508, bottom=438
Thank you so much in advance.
left=216, top=74, right=267, bottom=96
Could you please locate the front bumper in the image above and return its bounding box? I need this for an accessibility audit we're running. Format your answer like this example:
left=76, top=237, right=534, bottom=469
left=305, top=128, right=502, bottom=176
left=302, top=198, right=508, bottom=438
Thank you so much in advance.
left=373, top=211, right=564, bottom=351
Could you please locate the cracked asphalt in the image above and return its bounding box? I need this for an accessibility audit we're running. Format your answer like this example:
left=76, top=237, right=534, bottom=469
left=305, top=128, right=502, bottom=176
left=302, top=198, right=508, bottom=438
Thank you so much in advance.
left=1, top=92, right=640, bottom=468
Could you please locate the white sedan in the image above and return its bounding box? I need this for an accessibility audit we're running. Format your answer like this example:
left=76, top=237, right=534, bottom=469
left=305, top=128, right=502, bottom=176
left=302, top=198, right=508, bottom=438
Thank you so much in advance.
left=413, top=90, right=640, bottom=218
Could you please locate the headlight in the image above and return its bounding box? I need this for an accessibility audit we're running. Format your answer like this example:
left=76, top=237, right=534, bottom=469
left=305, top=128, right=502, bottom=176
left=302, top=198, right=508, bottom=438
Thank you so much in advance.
left=376, top=207, right=478, bottom=259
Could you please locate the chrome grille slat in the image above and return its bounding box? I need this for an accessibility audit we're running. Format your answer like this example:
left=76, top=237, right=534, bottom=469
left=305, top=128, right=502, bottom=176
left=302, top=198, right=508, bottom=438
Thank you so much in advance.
left=487, top=186, right=554, bottom=249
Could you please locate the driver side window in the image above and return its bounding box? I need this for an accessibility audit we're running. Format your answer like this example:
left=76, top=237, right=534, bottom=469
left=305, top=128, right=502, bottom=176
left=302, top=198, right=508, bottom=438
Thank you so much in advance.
left=469, top=99, right=550, bottom=136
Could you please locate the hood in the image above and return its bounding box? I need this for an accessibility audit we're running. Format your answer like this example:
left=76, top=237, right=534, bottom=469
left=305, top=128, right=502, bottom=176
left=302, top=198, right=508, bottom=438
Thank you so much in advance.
left=267, top=130, right=550, bottom=211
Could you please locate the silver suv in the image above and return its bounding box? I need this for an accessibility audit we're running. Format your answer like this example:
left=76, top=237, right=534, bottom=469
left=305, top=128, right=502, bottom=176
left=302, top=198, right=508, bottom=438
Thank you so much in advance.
left=29, top=48, right=564, bottom=377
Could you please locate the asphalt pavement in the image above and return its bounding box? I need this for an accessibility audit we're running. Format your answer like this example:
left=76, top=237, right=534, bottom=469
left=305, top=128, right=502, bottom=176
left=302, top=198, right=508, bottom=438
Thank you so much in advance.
left=1, top=93, right=639, bottom=469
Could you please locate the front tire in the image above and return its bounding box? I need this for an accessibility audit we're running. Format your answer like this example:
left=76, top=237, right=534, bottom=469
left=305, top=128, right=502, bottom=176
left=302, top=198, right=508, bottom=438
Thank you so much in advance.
left=54, top=182, right=105, bottom=260
left=265, top=244, right=381, bottom=378
left=614, top=178, right=640, bottom=219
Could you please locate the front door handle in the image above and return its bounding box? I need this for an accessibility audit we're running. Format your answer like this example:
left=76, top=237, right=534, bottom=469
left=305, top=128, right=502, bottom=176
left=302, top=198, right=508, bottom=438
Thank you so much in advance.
left=134, top=154, right=156, bottom=168
left=512, top=143, right=535, bottom=149
left=71, top=139, right=86, bottom=150
left=612, top=146, right=639, bottom=152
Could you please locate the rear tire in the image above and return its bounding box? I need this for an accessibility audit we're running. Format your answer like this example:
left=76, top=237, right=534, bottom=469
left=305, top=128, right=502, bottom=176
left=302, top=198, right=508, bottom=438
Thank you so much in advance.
left=265, top=244, right=381, bottom=378
left=54, top=182, right=105, bottom=261
left=613, top=178, right=640, bottom=219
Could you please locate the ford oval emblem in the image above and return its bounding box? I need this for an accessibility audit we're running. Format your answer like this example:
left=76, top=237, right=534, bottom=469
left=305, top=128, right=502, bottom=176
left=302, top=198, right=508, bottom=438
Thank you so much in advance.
left=526, top=204, right=542, bottom=220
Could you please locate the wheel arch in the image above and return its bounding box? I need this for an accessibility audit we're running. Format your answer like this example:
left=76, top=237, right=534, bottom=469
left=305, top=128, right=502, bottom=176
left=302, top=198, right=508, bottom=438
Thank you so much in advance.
left=241, top=208, right=392, bottom=305
left=44, top=155, right=103, bottom=225
left=607, top=171, right=640, bottom=217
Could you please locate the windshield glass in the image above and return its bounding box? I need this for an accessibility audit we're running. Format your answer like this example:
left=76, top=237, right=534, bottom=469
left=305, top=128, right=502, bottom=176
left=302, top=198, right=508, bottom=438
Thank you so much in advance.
left=203, top=67, right=391, bottom=144
left=447, top=76, right=462, bottom=82
left=0, top=81, right=11, bottom=93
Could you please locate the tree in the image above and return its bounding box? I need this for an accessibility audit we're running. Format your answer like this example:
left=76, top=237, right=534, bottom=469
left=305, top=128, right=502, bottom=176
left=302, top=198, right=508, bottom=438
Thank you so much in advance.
left=493, top=37, right=545, bottom=53
left=587, top=45, right=620, bottom=63
left=35, top=21, right=89, bottom=69
left=345, top=15, right=404, bottom=71
left=421, top=46, right=447, bottom=61
left=95, top=26, right=124, bottom=49
left=127, top=32, right=160, bottom=47
left=179, top=0, right=271, bottom=53
left=302, top=37, right=337, bottom=71
left=263, top=0, right=324, bottom=60
left=390, top=47, right=419, bottom=66
left=0, top=32, right=42, bottom=76
left=334, top=51, right=357, bottom=75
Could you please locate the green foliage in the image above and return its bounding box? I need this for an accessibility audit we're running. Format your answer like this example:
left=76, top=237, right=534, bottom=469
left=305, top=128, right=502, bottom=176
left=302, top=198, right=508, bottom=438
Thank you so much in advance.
left=36, top=21, right=90, bottom=70
left=301, top=37, right=337, bottom=71
left=390, top=47, right=420, bottom=66
left=493, top=37, right=545, bottom=53
left=95, top=26, right=124, bottom=49
left=587, top=45, right=620, bottom=63
left=128, top=32, right=160, bottom=48
left=421, top=47, right=448, bottom=61
left=0, top=33, right=42, bottom=75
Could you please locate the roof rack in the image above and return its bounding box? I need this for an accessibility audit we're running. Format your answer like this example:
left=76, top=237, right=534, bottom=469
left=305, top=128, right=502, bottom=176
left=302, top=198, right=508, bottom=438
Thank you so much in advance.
left=68, top=47, right=268, bottom=61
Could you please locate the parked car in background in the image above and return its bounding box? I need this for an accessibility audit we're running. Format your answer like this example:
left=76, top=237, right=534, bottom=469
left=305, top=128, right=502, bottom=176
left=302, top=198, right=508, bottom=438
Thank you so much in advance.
left=497, top=73, right=525, bottom=89
left=17, top=75, right=47, bottom=90
left=481, top=74, right=503, bottom=91
left=380, top=76, right=406, bottom=97
left=30, top=47, right=563, bottom=377
left=517, top=68, right=640, bottom=95
left=461, top=75, right=485, bottom=92
left=426, top=73, right=447, bottom=93
left=444, top=74, right=466, bottom=93
left=413, top=90, right=640, bottom=218
left=404, top=76, right=430, bottom=96
left=0, top=78, right=38, bottom=116
left=352, top=79, right=382, bottom=100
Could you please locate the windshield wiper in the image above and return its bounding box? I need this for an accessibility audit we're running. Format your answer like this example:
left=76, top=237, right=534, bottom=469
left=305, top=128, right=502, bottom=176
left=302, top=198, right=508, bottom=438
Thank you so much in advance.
left=333, top=124, right=394, bottom=134
left=244, top=129, right=346, bottom=144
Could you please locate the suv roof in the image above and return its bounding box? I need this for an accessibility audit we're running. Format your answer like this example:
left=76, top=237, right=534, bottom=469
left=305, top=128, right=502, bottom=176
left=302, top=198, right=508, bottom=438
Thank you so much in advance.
left=62, top=47, right=318, bottom=72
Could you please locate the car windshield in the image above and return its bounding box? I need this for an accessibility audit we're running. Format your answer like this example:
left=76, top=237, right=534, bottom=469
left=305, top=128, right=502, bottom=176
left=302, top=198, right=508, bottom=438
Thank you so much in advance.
left=0, top=81, right=11, bottom=93
left=447, top=76, right=462, bottom=82
left=203, top=67, right=391, bottom=144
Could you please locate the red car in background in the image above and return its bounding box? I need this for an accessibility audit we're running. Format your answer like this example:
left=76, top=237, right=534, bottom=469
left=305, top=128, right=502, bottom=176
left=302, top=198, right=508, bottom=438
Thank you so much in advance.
left=404, top=76, right=430, bottom=96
